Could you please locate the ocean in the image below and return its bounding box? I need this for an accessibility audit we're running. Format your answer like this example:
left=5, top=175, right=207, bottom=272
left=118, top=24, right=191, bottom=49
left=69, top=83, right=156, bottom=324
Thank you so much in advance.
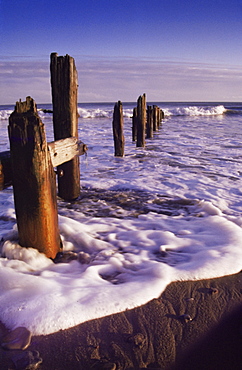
left=1, top=101, right=242, bottom=335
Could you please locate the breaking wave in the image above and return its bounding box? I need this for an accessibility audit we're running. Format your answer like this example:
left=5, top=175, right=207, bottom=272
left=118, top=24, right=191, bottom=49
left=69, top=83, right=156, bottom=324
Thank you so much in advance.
left=77, top=107, right=133, bottom=119
left=1, top=104, right=241, bottom=121
left=0, top=109, right=13, bottom=120
left=163, top=105, right=227, bottom=117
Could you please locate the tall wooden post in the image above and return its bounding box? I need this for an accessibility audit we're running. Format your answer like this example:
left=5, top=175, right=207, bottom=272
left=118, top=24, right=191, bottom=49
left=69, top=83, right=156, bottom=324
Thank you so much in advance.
left=112, top=101, right=124, bottom=157
left=50, top=53, right=80, bottom=200
left=146, top=105, right=153, bottom=139
left=136, top=94, right=146, bottom=147
left=132, top=107, right=137, bottom=142
left=8, top=97, right=61, bottom=259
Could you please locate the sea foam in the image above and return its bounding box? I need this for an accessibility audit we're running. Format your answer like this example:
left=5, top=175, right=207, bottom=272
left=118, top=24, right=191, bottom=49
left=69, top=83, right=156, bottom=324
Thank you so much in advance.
left=1, top=196, right=242, bottom=335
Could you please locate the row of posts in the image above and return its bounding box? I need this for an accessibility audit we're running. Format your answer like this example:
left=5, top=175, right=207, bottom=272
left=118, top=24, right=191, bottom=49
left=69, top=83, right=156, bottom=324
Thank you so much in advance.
left=1, top=53, right=162, bottom=260
left=112, top=94, right=164, bottom=157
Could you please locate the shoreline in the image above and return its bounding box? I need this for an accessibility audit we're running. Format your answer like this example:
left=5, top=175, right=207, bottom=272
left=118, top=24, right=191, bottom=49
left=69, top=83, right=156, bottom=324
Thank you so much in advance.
left=1, top=272, right=241, bottom=369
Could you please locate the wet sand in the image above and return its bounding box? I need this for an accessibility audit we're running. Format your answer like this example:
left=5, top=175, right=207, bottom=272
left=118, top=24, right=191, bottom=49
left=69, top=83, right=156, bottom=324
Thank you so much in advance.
left=1, top=272, right=242, bottom=369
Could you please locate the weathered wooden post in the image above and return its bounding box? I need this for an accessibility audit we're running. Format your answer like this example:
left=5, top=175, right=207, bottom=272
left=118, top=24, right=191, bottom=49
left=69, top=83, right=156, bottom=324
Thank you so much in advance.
left=50, top=53, right=80, bottom=200
left=157, top=107, right=163, bottom=127
left=153, top=105, right=159, bottom=131
left=136, top=94, right=146, bottom=147
left=8, top=97, right=61, bottom=259
left=157, top=107, right=164, bottom=126
left=146, top=105, right=153, bottom=139
left=112, top=101, right=124, bottom=157
left=161, top=108, right=165, bottom=120
left=132, top=107, right=138, bottom=142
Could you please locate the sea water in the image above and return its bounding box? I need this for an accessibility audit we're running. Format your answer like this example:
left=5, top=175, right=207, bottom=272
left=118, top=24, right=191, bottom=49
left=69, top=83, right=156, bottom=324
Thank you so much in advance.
left=0, top=101, right=242, bottom=335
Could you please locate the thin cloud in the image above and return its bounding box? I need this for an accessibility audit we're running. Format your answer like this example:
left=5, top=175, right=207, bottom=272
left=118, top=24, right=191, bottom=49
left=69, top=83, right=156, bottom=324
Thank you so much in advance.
left=0, top=57, right=241, bottom=104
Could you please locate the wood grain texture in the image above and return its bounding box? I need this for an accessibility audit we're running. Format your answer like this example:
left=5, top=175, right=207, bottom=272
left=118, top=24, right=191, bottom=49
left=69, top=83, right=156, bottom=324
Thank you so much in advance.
left=50, top=53, right=80, bottom=200
left=8, top=97, right=61, bottom=258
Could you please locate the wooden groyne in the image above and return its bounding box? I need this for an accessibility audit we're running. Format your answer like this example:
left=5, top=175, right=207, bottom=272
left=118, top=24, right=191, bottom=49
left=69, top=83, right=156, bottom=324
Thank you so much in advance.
left=0, top=52, right=164, bottom=260
left=113, top=94, right=164, bottom=154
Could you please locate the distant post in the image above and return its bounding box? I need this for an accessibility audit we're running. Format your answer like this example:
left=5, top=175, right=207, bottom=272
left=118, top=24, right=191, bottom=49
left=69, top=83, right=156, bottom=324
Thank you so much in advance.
left=146, top=105, right=153, bottom=139
left=112, top=101, right=124, bottom=157
left=132, top=107, right=138, bottom=142
left=8, top=97, right=61, bottom=259
left=136, top=94, right=146, bottom=147
left=157, top=107, right=163, bottom=127
left=158, top=108, right=165, bottom=124
left=50, top=53, right=80, bottom=200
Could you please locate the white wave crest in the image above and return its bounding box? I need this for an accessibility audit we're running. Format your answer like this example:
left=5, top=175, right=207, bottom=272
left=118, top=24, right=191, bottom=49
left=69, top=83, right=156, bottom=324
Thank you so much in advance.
left=0, top=105, right=226, bottom=121
left=37, top=109, right=53, bottom=119
left=164, top=105, right=226, bottom=117
left=0, top=110, right=13, bottom=120
left=78, top=107, right=133, bottom=119
left=78, top=107, right=111, bottom=119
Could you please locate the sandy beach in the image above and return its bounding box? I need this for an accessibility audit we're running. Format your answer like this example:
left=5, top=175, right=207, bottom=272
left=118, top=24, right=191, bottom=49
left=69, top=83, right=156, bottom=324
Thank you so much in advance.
left=1, top=272, right=241, bottom=370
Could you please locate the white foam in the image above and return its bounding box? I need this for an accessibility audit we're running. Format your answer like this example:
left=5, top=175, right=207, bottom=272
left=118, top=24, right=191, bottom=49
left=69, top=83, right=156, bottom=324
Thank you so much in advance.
left=77, top=107, right=133, bottom=119
left=0, top=201, right=242, bottom=335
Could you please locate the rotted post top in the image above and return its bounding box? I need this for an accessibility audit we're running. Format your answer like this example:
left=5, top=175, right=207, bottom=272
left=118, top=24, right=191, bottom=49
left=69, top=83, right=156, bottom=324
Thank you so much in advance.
left=15, top=96, right=37, bottom=114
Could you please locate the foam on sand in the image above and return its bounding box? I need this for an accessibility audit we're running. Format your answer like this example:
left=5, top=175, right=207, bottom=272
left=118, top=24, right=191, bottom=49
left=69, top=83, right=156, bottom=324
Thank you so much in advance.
left=0, top=193, right=242, bottom=335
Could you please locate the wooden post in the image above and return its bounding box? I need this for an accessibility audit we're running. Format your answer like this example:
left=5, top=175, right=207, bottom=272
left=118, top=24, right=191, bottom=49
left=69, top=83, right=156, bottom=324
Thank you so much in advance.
left=153, top=105, right=158, bottom=131
left=157, top=107, right=163, bottom=127
left=157, top=107, right=164, bottom=126
left=146, top=105, right=153, bottom=139
left=8, top=97, right=61, bottom=259
left=112, top=101, right=124, bottom=157
left=136, top=94, right=146, bottom=147
left=132, top=107, right=137, bottom=142
left=50, top=53, right=80, bottom=201
left=157, top=107, right=160, bottom=128
left=0, top=151, right=12, bottom=190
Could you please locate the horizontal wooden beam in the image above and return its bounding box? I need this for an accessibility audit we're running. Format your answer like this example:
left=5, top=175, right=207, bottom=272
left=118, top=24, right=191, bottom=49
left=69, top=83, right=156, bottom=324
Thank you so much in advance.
left=48, top=137, right=87, bottom=167
left=0, top=137, right=87, bottom=190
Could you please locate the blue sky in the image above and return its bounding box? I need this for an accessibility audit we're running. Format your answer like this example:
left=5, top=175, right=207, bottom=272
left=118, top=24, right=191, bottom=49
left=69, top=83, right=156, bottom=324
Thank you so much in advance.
left=0, top=0, right=242, bottom=103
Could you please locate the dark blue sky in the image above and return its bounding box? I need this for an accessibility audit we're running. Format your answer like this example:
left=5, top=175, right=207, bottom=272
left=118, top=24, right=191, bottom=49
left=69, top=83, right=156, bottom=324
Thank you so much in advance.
left=1, top=0, right=242, bottom=103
